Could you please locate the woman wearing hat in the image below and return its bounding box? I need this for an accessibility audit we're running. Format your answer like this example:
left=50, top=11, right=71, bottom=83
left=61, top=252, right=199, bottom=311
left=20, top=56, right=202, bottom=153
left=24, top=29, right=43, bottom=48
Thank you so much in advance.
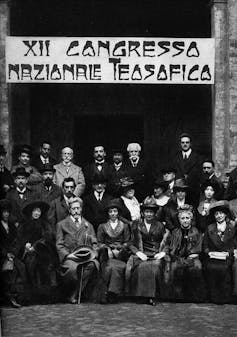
left=126, top=199, right=167, bottom=305
left=196, top=180, right=219, bottom=233
left=203, top=200, right=237, bottom=303
left=97, top=199, right=131, bottom=303
left=166, top=204, right=206, bottom=302
left=15, top=200, right=58, bottom=304
left=117, top=177, right=141, bottom=222
left=0, top=199, right=25, bottom=307
left=163, top=178, right=193, bottom=231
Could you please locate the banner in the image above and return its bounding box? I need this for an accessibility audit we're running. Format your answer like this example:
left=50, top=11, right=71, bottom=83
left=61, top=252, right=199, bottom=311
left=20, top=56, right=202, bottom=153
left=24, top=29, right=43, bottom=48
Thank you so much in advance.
left=6, top=37, right=215, bottom=84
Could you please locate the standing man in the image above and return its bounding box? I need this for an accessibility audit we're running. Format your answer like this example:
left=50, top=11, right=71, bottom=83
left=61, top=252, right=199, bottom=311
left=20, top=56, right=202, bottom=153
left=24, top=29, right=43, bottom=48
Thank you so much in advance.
left=54, top=147, right=85, bottom=197
left=108, top=149, right=128, bottom=197
left=11, top=145, right=42, bottom=186
left=56, top=197, right=98, bottom=303
left=126, top=142, right=148, bottom=201
left=173, top=133, right=201, bottom=205
left=6, top=167, right=39, bottom=222
left=32, top=141, right=56, bottom=171
left=84, top=145, right=111, bottom=194
left=0, top=145, right=14, bottom=199
left=36, top=163, right=62, bottom=203
left=48, top=177, right=76, bottom=229
left=160, top=167, right=177, bottom=197
left=200, top=159, right=224, bottom=200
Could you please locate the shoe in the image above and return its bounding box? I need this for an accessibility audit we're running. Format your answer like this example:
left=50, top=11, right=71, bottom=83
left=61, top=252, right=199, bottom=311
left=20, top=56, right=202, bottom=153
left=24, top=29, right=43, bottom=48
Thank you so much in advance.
left=67, top=292, right=78, bottom=304
left=9, top=297, right=22, bottom=308
left=148, top=298, right=157, bottom=306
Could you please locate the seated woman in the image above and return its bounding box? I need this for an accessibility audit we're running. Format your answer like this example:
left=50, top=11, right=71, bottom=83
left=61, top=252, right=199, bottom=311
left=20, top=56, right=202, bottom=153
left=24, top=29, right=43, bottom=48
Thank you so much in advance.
left=197, top=181, right=219, bottom=233
left=166, top=204, right=206, bottom=302
left=117, top=177, right=141, bottom=222
left=0, top=199, right=25, bottom=307
left=164, top=179, right=193, bottom=231
left=203, top=200, right=237, bottom=303
left=97, top=199, right=131, bottom=303
left=126, top=199, right=167, bottom=305
left=16, top=200, right=58, bottom=304
left=143, top=179, right=169, bottom=221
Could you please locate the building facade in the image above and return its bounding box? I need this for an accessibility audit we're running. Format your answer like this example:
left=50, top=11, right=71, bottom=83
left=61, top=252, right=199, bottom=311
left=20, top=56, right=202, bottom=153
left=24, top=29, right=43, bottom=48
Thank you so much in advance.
left=0, top=0, right=237, bottom=178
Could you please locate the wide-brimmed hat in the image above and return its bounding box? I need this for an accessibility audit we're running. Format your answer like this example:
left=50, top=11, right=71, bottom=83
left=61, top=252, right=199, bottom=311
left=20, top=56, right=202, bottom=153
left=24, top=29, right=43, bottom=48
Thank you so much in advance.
left=104, top=199, right=122, bottom=212
left=201, top=180, right=220, bottom=194
left=153, top=179, right=168, bottom=192
left=160, top=167, right=177, bottom=174
left=0, top=145, right=7, bottom=155
left=12, top=167, right=30, bottom=178
left=209, top=200, right=230, bottom=217
left=17, top=144, right=32, bottom=156
left=22, top=200, right=50, bottom=217
left=141, top=197, right=159, bottom=211
left=91, top=173, right=107, bottom=184
left=119, top=176, right=135, bottom=193
left=0, top=199, right=11, bottom=212
left=39, top=163, right=56, bottom=174
left=173, top=179, right=189, bottom=191
left=67, top=245, right=97, bottom=265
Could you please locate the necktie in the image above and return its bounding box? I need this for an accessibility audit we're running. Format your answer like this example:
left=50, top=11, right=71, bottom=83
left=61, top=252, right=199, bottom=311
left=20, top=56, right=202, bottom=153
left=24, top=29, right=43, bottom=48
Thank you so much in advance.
left=98, top=193, right=102, bottom=202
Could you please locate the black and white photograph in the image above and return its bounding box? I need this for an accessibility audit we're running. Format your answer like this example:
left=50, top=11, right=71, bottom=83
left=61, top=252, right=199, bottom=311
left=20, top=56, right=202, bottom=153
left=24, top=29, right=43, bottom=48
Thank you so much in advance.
left=0, top=0, right=237, bottom=336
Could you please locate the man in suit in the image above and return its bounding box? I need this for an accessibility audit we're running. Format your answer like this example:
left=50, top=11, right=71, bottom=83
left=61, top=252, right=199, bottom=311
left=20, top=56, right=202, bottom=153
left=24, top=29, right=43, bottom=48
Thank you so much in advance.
left=48, top=177, right=76, bottom=230
left=35, top=163, right=62, bottom=203
left=6, top=167, right=39, bottom=222
left=0, top=145, right=14, bottom=199
left=56, top=197, right=98, bottom=303
left=126, top=142, right=148, bottom=201
left=200, top=159, right=224, bottom=200
left=108, top=149, right=128, bottom=197
left=54, top=147, right=85, bottom=197
left=83, top=174, right=112, bottom=232
left=84, top=145, right=112, bottom=195
left=32, top=141, right=56, bottom=171
left=11, top=145, right=42, bottom=186
left=161, top=167, right=177, bottom=197
left=173, top=133, right=202, bottom=206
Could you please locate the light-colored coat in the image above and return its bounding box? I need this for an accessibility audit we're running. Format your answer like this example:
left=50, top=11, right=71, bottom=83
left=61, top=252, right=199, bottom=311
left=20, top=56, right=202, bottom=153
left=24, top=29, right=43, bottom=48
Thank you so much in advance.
left=53, top=162, right=85, bottom=197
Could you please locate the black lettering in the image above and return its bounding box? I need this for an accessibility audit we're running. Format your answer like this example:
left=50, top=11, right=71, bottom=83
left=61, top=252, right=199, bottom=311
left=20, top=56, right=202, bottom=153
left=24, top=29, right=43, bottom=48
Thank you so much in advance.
left=172, top=41, right=185, bottom=57
left=82, top=41, right=96, bottom=57
left=75, top=65, right=88, bottom=80
left=50, top=64, right=62, bottom=80
left=63, top=64, right=75, bottom=80
left=89, top=64, right=101, bottom=80
left=157, top=64, right=168, bottom=80
left=201, top=65, right=212, bottom=81
left=109, top=58, right=121, bottom=80
left=8, top=64, right=20, bottom=80
left=21, top=64, right=32, bottom=80
left=98, top=41, right=110, bottom=57
left=128, top=41, right=141, bottom=57
left=34, top=64, right=45, bottom=80
left=23, top=40, right=38, bottom=56
left=118, top=64, right=129, bottom=80
left=144, top=64, right=155, bottom=80
left=66, top=41, right=80, bottom=56
left=188, top=65, right=199, bottom=80
left=131, top=64, right=142, bottom=80
left=157, top=41, right=170, bottom=57
left=143, top=41, right=155, bottom=57
left=170, top=65, right=181, bottom=81
left=187, top=42, right=200, bottom=57
left=112, top=41, right=126, bottom=57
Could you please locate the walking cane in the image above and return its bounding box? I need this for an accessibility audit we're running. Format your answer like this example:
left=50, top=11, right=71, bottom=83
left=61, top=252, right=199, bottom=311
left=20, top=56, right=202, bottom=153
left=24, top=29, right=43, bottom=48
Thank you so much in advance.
left=77, top=233, right=88, bottom=304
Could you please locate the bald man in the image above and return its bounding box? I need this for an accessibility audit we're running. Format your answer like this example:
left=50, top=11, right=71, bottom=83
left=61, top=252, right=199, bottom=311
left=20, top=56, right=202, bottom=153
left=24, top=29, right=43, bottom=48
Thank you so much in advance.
left=54, top=147, right=85, bottom=197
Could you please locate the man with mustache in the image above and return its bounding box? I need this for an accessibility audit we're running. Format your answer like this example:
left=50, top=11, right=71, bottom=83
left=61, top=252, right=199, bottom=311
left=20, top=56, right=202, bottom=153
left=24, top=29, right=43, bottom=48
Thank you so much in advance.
left=84, top=145, right=112, bottom=195
left=36, top=163, right=62, bottom=203
left=48, top=177, right=76, bottom=230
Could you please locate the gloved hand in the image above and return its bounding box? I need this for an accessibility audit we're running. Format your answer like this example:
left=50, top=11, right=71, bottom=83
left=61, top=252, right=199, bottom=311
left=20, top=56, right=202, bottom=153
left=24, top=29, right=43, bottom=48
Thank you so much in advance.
left=136, top=251, right=148, bottom=261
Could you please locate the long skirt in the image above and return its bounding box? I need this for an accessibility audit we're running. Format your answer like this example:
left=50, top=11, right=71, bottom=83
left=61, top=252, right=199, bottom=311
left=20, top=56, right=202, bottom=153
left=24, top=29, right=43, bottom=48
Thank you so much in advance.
left=204, top=258, right=233, bottom=303
left=168, top=257, right=207, bottom=302
left=103, top=258, right=126, bottom=295
left=127, top=256, right=163, bottom=298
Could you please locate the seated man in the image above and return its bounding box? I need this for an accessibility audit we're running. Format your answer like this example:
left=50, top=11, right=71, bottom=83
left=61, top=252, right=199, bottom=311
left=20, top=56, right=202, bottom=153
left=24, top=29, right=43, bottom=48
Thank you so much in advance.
left=56, top=197, right=98, bottom=304
left=54, top=147, right=85, bottom=197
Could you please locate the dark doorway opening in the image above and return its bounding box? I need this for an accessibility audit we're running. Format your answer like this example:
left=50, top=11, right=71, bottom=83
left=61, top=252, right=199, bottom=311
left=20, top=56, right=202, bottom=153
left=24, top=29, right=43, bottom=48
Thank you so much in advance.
left=74, top=114, right=144, bottom=166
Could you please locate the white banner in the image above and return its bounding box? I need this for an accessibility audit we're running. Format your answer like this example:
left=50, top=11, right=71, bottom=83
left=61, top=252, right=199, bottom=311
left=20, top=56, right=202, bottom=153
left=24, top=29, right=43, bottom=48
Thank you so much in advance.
left=6, top=37, right=215, bottom=84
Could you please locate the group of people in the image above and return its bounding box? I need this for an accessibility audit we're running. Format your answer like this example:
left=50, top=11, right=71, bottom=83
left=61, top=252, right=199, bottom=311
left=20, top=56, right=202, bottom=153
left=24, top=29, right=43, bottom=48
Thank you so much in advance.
left=1, top=133, right=237, bottom=308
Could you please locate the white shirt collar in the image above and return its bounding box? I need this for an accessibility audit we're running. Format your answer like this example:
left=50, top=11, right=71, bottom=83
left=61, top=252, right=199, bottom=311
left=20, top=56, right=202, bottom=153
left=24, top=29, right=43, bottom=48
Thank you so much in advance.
left=40, top=155, right=49, bottom=164
left=109, top=219, right=119, bottom=230
left=94, top=190, right=104, bottom=200
left=182, top=148, right=192, bottom=159
left=70, top=215, right=82, bottom=224
left=16, top=187, right=26, bottom=194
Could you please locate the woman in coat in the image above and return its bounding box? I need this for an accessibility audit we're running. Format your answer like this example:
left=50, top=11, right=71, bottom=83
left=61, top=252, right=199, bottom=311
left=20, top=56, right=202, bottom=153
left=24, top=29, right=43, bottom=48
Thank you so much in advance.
left=97, top=199, right=131, bottom=303
left=126, top=199, right=167, bottom=305
left=203, top=200, right=237, bottom=303
left=166, top=204, right=206, bottom=302
left=0, top=199, right=25, bottom=307
left=16, top=200, right=58, bottom=303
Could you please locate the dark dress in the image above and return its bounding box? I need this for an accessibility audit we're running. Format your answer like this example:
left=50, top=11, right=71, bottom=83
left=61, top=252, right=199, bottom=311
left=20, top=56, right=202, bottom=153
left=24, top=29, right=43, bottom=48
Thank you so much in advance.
left=166, top=225, right=207, bottom=301
left=0, top=217, right=26, bottom=305
left=97, top=220, right=131, bottom=296
left=15, top=217, right=59, bottom=303
left=127, top=219, right=166, bottom=298
left=203, top=220, right=237, bottom=303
